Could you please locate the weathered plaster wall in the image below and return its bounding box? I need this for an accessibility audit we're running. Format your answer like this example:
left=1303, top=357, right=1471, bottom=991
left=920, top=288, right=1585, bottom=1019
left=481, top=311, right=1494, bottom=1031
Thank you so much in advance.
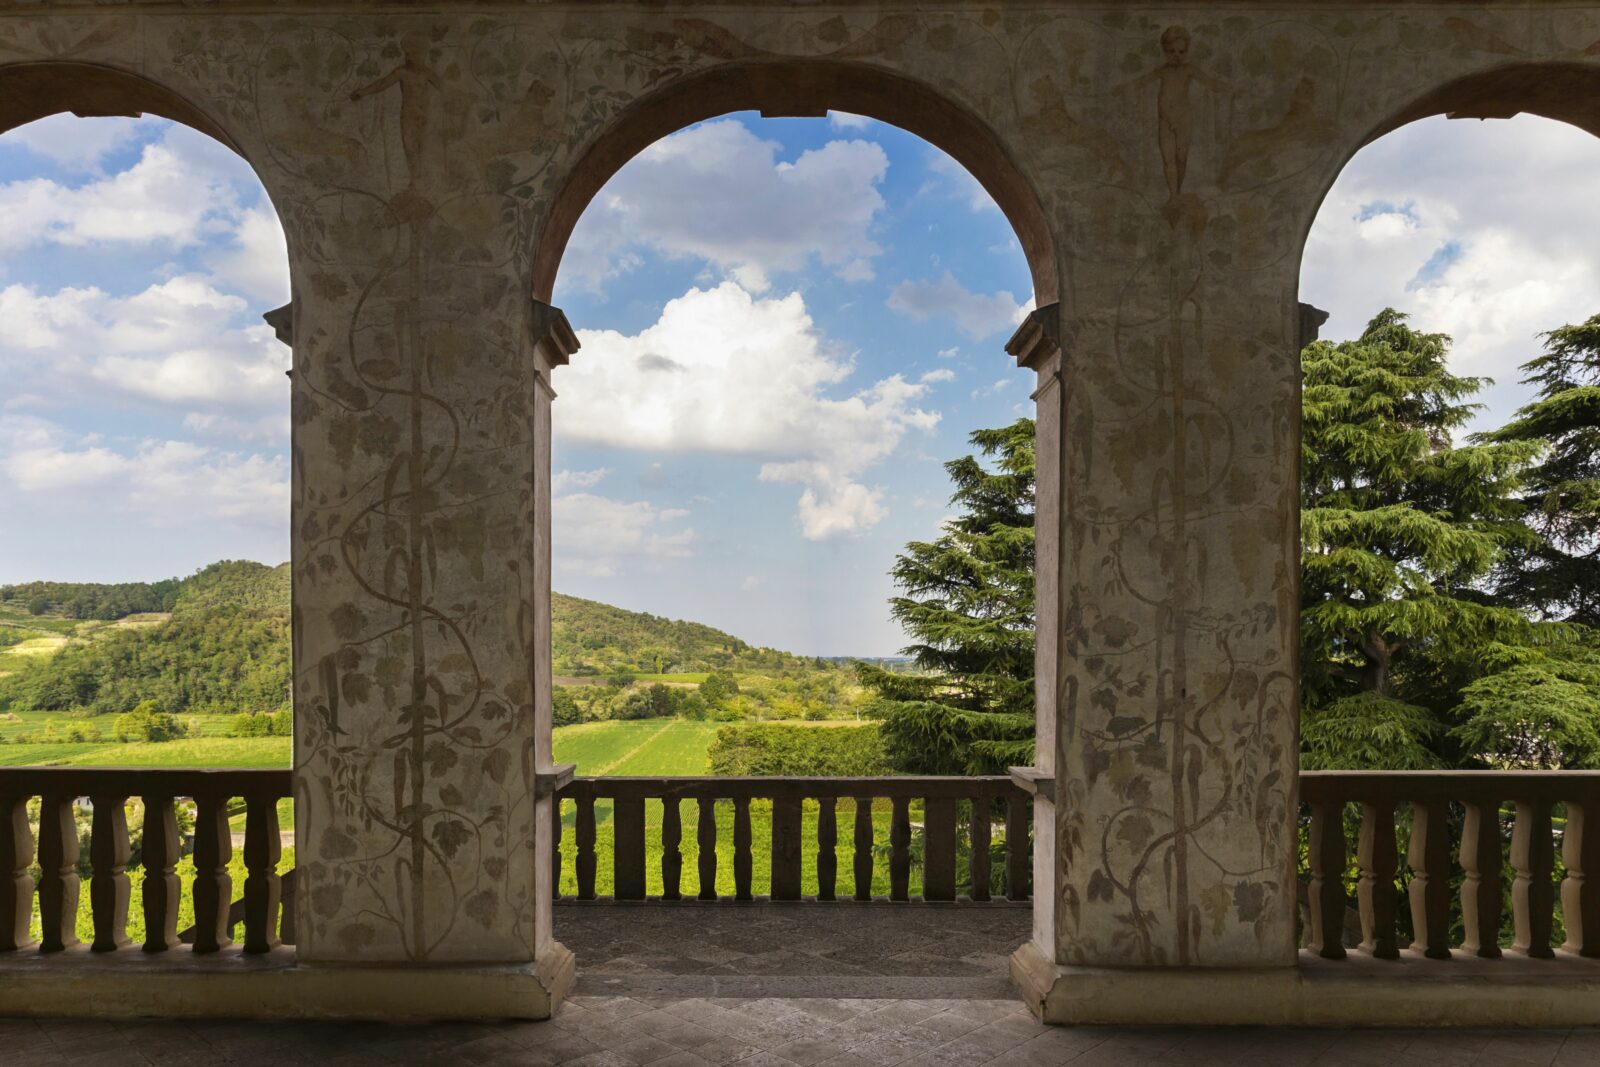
left=2, top=1, right=1597, bottom=972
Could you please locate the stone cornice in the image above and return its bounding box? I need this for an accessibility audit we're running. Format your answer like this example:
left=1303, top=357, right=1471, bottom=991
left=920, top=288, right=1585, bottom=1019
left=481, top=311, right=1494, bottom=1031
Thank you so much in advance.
left=1006, top=303, right=1063, bottom=374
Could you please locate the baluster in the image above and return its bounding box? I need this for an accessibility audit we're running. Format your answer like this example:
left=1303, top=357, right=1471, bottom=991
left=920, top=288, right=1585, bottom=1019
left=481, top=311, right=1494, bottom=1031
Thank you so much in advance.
left=1006, top=793, right=1030, bottom=900
left=853, top=796, right=874, bottom=901
left=1356, top=801, right=1399, bottom=958
left=970, top=796, right=992, bottom=902
left=1562, top=797, right=1600, bottom=956
left=243, top=793, right=282, bottom=953
left=142, top=796, right=181, bottom=952
left=576, top=793, right=597, bottom=901
left=1512, top=797, right=1555, bottom=958
left=1460, top=797, right=1503, bottom=958
left=923, top=796, right=956, bottom=902
left=280, top=868, right=297, bottom=945
left=662, top=796, right=682, bottom=901
left=614, top=794, right=646, bottom=900
left=37, top=793, right=80, bottom=953
left=551, top=797, right=562, bottom=901
left=817, top=797, right=837, bottom=901
left=1406, top=799, right=1452, bottom=959
left=889, top=796, right=911, bottom=901
left=697, top=796, right=718, bottom=900
left=771, top=795, right=802, bottom=900
left=1, top=794, right=35, bottom=951
left=733, top=796, right=753, bottom=901
left=191, top=794, right=233, bottom=953
left=89, top=794, right=131, bottom=952
left=1306, top=800, right=1347, bottom=959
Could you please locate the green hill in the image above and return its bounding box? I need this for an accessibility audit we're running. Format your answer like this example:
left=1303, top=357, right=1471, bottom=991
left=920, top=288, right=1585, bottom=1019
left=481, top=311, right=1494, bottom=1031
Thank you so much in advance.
left=553, top=592, right=816, bottom=676
left=0, top=564, right=820, bottom=715
left=0, top=562, right=291, bottom=715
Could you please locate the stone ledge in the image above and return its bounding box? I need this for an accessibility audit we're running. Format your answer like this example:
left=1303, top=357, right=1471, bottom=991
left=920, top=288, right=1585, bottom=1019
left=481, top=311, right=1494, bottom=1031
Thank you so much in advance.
left=0, top=941, right=575, bottom=1021
left=1011, top=940, right=1600, bottom=1027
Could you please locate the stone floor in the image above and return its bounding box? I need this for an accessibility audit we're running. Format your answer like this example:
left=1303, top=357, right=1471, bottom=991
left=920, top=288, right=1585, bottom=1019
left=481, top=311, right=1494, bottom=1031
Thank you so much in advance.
left=9, top=904, right=1600, bottom=1065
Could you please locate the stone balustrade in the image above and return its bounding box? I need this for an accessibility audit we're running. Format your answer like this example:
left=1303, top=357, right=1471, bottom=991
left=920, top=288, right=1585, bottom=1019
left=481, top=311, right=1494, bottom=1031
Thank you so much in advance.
left=1, top=768, right=293, bottom=957
left=1301, top=771, right=1600, bottom=961
left=1, top=767, right=1027, bottom=973
left=555, top=776, right=1032, bottom=904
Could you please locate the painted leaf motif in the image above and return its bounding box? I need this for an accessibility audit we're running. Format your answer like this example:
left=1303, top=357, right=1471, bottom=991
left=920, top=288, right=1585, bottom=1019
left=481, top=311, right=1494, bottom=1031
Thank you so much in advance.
left=464, top=889, right=498, bottom=928
left=432, top=818, right=471, bottom=859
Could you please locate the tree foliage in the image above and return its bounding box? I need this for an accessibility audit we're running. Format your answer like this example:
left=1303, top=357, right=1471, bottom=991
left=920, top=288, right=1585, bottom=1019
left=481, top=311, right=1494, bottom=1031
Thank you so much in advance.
left=858, top=418, right=1036, bottom=774
left=1482, top=315, right=1600, bottom=627
left=1300, top=309, right=1600, bottom=769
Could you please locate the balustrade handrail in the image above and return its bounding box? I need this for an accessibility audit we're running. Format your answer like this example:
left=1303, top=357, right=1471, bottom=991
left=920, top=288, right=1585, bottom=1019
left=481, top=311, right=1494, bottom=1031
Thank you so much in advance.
left=560, top=774, right=1021, bottom=800
left=1302, top=769, right=1600, bottom=804
left=0, top=766, right=292, bottom=797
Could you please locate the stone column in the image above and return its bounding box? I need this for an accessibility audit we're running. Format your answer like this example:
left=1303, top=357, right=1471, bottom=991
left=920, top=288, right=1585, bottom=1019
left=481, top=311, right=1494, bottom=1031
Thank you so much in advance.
left=288, top=240, right=576, bottom=1016
left=1011, top=172, right=1303, bottom=1027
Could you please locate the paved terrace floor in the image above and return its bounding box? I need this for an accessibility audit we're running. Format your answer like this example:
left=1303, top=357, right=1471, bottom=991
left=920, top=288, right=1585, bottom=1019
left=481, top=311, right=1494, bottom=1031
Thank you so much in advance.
left=7, top=903, right=1600, bottom=1066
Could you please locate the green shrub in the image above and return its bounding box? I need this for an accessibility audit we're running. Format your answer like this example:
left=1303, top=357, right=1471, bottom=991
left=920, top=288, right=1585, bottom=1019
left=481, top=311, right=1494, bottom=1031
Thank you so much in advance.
left=230, top=709, right=291, bottom=737
left=708, top=724, right=889, bottom=777
left=113, top=701, right=187, bottom=743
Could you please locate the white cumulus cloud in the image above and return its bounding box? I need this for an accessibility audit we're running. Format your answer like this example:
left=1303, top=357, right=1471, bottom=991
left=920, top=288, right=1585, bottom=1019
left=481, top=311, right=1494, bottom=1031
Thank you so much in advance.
left=0, top=124, right=258, bottom=252
left=0, top=277, right=290, bottom=431
left=887, top=272, right=1029, bottom=340
left=0, top=415, right=287, bottom=528
left=1302, top=115, right=1600, bottom=433
left=552, top=489, right=694, bottom=578
left=555, top=282, right=939, bottom=540
left=560, top=119, right=888, bottom=294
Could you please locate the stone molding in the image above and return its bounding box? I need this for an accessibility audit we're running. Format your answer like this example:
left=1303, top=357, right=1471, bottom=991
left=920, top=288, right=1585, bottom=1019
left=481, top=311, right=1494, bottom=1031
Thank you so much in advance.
left=1011, top=939, right=1600, bottom=1027
left=0, top=942, right=575, bottom=1021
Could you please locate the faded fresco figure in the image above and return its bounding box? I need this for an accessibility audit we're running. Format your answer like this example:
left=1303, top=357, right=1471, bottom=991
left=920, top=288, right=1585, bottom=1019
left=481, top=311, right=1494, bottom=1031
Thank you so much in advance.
left=1123, top=26, right=1233, bottom=203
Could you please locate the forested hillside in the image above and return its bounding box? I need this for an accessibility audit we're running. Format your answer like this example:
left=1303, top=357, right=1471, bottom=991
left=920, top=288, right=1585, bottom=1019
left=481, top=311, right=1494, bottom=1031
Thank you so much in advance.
left=0, top=561, right=291, bottom=715
left=553, top=592, right=820, bottom=675
left=0, top=566, right=827, bottom=716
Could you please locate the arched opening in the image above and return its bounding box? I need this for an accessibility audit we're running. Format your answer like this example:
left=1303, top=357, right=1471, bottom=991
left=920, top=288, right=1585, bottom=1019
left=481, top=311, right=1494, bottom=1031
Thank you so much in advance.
left=534, top=61, right=1058, bottom=310
left=0, top=64, right=294, bottom=949
left=1294, top=66, right=1600, bottom=955
left=535, top=67, right=1052, bottom=995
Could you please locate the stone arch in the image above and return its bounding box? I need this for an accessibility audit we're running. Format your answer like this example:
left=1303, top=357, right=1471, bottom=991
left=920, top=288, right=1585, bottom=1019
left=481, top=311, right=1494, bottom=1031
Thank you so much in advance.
left=0, top=60, right=293, bottom=285
left=1297, top=61, right=1600, bottom=265
left=530, top=59, right=1058, bottom=309
left=0, top=60, right=243, bottom=150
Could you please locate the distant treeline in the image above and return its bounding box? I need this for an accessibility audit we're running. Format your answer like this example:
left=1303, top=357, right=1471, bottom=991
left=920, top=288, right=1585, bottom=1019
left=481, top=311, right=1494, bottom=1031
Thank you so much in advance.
left=0, top=578, right=182, bottom=620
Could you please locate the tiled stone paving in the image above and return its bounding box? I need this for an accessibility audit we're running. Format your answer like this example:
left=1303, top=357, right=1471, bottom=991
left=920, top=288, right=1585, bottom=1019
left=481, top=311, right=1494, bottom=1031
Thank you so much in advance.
left=8, top=997, right=1600, bottom=1066
left=8, top=906, right=1600, bottom=1064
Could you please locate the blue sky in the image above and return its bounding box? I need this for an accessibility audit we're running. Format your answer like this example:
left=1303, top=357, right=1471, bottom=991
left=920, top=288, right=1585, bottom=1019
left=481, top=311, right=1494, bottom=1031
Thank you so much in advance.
left=1, top=111, right=1597, bottom=655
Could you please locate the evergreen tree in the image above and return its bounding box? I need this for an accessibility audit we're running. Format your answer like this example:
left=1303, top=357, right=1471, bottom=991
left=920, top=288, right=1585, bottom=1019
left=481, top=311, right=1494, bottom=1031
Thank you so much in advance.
left=858, top=419, right=1036, bottom=774
left=1299, top=309, right=1546, bottom=767
left=1482, top=315, right=1600, bottom=627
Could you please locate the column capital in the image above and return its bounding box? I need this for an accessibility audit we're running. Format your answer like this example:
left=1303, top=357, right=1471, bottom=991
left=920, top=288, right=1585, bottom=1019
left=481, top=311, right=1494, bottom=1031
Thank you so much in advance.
left=262, top=302, right=293, bottom=347
left=1006, top=303, right=1064, bottom=373
left=1298, top=302, right=1330, bottom=350
left=530, top=299, right=579, bottom=371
